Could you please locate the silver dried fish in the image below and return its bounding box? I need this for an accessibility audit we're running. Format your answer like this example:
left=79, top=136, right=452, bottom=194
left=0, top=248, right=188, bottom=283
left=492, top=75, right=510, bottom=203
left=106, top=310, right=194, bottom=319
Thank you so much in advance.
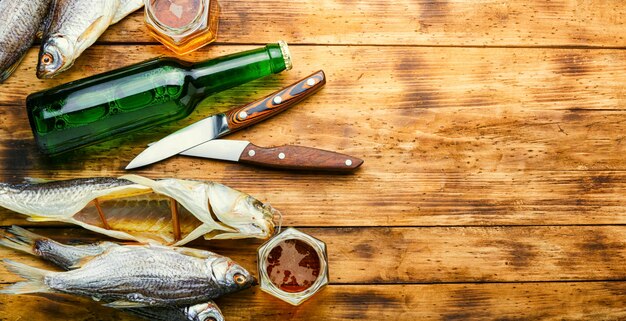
left=0, top=0, right=53, bottom=82
left=0, top=226, right=225, bottom=321
left=1, top=234, right=255, bottom=307
left=37, top=0, right=143, bottom=78
left=0, top=175, right=276, bottom=245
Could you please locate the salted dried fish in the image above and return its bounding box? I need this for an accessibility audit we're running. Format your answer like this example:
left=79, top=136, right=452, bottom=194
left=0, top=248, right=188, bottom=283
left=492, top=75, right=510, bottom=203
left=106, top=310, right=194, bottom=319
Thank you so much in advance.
left=0, top=175, right=276, bottom=245
left=0, top=226, right=224, bottom=321
left=128, top=301, right=225, bottom=321
left=0, top=234, right=255, bottom=307
left=0, top=0, right=53, bottom=82
left=0, top=225, right=118, bottom=269
left=37, top=0, right=144, bottom=78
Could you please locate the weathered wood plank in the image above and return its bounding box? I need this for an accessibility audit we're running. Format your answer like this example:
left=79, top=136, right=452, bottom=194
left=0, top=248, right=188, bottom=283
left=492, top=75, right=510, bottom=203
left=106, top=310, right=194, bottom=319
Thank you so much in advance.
left=1, top=170, right=626, bottom=226
left=3, top=46, right=626, bottom=175
left=5, top=45, right=626, bottom=110
left=1, top=227, right=624, bottom=284
left=0, top=46, right=626, bottom=226
left=96, top=1, right=626, bottom=47
left=2, top=282, right=626, bottom=321
left=5, top=45, right=626, bottom=167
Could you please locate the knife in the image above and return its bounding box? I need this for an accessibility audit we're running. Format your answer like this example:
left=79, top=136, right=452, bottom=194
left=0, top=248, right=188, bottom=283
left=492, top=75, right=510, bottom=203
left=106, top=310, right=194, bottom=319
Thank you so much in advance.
left=125, top=70, right=327, bottom=169
left=173, top=139, right=364, bottom=172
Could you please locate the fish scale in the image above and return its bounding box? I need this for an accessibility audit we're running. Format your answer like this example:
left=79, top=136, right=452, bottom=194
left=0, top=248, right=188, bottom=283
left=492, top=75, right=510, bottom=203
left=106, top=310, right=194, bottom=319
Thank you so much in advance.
left=0, top=227, right=226, bottom=320
left=38, top=0, right=120, bottom=77
left=0, top=0, right=52, bottom=82
left=0, top=175, right=275, bottom=245
left=0, top=178, right=135, bottom=218
left=49, top=0, right=116, bottom=32
left=45, top=246, right=225, bottom=304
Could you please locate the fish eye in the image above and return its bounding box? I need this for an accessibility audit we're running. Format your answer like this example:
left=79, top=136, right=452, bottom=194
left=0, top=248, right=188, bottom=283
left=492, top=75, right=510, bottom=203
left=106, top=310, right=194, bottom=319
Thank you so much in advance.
left=233, top=273, right=246, bottom=285
left=41, top=53, right=54, bottom=65
left=251, top=200, right=265, bottom=211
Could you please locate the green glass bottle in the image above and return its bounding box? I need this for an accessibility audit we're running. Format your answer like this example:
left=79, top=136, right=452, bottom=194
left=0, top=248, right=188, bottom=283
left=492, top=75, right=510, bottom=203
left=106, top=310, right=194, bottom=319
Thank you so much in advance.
left=26, top=41, right=292, bottom=155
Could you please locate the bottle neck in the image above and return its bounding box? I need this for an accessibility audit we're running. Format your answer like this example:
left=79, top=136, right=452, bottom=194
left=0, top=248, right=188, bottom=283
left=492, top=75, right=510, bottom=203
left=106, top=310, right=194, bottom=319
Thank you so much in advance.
left=188, top=42, right=291, bottom=94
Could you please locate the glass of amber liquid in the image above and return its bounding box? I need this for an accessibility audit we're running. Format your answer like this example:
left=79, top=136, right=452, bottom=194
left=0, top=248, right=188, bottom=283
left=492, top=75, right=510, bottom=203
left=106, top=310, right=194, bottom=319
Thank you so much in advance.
left=258, top=228, right=329, bottom=305
left=144, top=0, right=220, bottom=55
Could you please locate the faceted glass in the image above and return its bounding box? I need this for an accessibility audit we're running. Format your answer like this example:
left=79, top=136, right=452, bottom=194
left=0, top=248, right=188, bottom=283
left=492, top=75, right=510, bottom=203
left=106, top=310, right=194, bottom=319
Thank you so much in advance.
left=258, top=228, right=329, bottom=305
left=145, top=0, right=220, bottom=55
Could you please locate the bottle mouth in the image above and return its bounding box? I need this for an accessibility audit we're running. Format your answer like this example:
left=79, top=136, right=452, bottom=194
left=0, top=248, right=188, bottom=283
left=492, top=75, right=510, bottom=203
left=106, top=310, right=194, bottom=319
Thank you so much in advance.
left=278, top=41, right=293, bottom=71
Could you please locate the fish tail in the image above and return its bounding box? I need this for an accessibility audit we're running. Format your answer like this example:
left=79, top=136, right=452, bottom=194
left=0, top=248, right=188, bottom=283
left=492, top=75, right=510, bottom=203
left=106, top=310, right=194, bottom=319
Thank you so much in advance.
left=0, top=226, right=42, bottom=256
left=0, top=259, right=52, bottom=294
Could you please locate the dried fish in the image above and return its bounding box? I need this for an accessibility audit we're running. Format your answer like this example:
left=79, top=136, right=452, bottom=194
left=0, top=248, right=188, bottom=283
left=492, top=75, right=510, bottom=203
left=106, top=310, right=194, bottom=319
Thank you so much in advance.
left=0, top=0, right=53, bottom=82
left=0, top=226, right=117, bottom=269
left=0, top=175, right=276, bottom=245
left=128, top=301, right=225, bottom=321
left=0, top=226, right=225, bottom=321
left=37, top=0, right=144, bottom=78
left=0, top=233, right=255, bottom=307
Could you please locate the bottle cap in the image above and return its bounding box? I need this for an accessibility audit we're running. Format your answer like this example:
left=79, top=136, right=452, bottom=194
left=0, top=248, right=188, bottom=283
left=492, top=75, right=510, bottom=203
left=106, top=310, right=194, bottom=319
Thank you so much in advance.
left=278, top=40, right=293, bottom=71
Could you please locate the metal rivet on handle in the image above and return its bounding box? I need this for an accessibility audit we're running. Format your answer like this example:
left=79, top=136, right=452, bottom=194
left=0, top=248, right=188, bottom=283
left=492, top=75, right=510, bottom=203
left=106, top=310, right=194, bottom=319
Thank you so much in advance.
left=345, top=159, right=353, bottom=166
left=248, top=150, right=256, bottom=157
left=306, top=78, right=315, bottom=86
left=273, top=96, right=283, bottom=104
left=278, top=152, right=285, bottom=159
left=239, top=111, right=248, bottom=119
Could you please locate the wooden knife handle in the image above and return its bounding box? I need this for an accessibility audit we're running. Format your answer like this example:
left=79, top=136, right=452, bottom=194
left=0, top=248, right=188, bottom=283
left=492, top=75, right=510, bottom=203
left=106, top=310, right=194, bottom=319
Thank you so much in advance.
left=224, top=70, right=326, bottom=132
left=239, top=143, right=363, bottom=172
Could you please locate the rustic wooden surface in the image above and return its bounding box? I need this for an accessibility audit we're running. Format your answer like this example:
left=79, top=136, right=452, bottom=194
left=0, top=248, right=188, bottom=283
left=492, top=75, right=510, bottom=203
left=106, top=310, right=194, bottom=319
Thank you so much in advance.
left=1, top=1, right=626, bottom=320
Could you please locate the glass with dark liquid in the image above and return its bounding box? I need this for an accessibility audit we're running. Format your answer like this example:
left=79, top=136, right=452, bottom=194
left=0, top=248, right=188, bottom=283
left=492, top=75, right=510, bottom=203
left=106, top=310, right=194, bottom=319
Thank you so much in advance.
left=258, top=228, right=328, bottom=305
left=145, top=0, right=220, bottom=55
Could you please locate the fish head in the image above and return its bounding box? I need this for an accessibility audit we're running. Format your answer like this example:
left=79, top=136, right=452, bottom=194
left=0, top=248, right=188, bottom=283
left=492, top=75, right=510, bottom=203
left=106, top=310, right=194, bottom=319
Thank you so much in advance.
left=186, top=301, right=224, bottom=321
left=231, top=196, right=276, bottom=239
left=209, top=256, right=256, bottom=293
left=37, top=36, right=74, bottom=79
left=208, top=184, right=275, bottom=239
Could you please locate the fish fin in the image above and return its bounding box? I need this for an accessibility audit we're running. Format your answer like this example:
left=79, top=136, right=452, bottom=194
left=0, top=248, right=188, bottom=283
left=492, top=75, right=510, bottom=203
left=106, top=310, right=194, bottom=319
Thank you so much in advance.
left=39, top=0, right=58, bottom=39
left=118, top=175, right=158, bottom=187
left=77, top=16, right=106, bottom=43
left=22, top=177, right=55, bottom=184
left=26, top=215, right=58, bottom=222
left=0, top=56, right=24, bottom=83
left=203, top=229, right=233, bottom=240
left=67, top=255, right=96, bottom=269
left=0, top=259, right=52, bottom=294
left=0, top=226, right=42, bottom=255
left=111, top=0, right=144, bottom=24
left=104, top=300, right=152, bottom=308
left=172, top=226, right=211, bottom=247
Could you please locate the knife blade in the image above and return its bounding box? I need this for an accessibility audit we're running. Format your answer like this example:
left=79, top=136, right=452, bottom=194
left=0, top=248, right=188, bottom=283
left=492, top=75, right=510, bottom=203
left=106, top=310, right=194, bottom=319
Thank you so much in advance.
left=176, top=139, right=364, bottom=172
left=125, top=70, right=326, bottom=169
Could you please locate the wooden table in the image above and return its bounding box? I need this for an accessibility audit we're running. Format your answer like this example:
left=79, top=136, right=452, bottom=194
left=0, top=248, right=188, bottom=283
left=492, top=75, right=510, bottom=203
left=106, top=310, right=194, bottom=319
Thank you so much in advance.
left=1, top=1, right=626, bottom=320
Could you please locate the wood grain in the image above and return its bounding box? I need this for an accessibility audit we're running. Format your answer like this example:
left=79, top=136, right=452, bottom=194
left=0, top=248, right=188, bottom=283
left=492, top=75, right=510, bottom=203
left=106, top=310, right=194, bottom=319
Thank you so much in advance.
left=5, top=45, right=626, bottom=111
left=238, top=143, right=364, bottom=171
left=98, top=1, right=626, bottom=47
left=0, top=46, right=626, bottom=226
left=224, top=70, right=326, bottom=131
left=2, top=1, right=626, bottom=320
left=0, top=227, right=624, bottom=284
left=2, top=282, right=626, bottom=321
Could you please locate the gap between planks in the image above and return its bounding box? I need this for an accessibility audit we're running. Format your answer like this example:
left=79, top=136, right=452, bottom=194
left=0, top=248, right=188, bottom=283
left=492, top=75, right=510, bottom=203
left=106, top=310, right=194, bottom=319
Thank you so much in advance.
left=68, top=42, right=626, bottom=50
